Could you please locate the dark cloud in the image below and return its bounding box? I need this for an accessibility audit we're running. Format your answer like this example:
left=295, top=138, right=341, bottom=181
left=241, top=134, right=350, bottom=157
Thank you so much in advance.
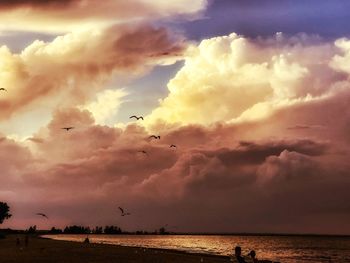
left=1, top=110, right=349, bottom=234
left=0, top=0, right=75, bottom=9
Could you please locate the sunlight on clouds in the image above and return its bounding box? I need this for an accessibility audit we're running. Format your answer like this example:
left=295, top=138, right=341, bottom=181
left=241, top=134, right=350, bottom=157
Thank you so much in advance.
left=0, top=0, right=207, bottom=33
left=145, top=33, right=341, bottom=127
left=83, top=89, right=128, bottom=125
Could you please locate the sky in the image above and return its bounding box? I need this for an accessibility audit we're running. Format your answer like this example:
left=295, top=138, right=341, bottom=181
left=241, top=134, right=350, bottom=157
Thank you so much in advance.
left=0, top=0, right=350, bottom=235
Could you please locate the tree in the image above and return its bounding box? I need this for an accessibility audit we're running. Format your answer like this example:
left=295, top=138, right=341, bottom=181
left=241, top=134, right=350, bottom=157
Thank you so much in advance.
left=0, top=202, right=11, bottom=224
left=27, top=225, right=37, bottom=234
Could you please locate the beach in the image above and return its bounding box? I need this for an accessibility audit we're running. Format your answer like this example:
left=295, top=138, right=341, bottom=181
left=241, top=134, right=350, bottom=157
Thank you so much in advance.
left=0, top=235, right=231, bottom=263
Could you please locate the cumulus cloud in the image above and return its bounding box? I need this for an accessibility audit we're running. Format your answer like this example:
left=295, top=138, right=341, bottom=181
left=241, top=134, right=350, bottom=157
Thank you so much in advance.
left=0, top=0, right=207, bottom=32
left=0, top=24, right=186, bottom=122
left=1, top=102, right=350, bottom=234
left=83, top=89, right=128, bottom=125
left=2, top=32, right=350, bottom=234
left=146, top=33, right=349, bottom=127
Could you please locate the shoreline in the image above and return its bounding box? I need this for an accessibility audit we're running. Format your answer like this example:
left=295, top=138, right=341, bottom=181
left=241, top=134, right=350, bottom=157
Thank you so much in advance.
left=41, top=235, right=225, bottom=257
left=0, top=234, right=232, bottom=263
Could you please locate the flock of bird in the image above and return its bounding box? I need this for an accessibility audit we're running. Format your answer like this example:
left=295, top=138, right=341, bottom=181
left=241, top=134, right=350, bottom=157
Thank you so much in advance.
left=2, top=86, right=176, bottom=224
left=1, top=83, right=177, bottom=223
left=30, top=114, right=177, bottom=221
left=35, top=205, right=131, bottom=221
left=60, top=115, right=177, bottom=156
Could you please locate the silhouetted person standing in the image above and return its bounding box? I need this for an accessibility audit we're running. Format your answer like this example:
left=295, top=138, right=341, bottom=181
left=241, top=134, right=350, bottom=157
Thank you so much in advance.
left=234, top=246, right=247, bottom=263
left=84, top=236, right=90, bottom=243
left=16, top=237, right=20, bottom=247
left=248, top=250, right=259, bottom=263
left=25, top=235, right=29, bottom=247
left=249, top=250, right=275, bottom=263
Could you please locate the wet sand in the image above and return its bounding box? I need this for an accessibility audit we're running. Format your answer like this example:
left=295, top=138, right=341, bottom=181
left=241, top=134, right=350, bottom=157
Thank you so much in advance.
left=0, top=235, right=232, bottom=263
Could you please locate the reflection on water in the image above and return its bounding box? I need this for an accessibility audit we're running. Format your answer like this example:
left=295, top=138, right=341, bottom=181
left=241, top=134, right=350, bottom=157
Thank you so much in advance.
left=43, top=234, right=350, bottom=262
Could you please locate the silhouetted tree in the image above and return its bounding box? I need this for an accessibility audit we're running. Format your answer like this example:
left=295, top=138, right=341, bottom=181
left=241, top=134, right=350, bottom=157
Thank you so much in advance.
left=92, top=226, right=103, bottom=234
left=159, top=227, right=165, bottom=235
left=49, top=227, right=63, bottom=234
left=0, top=202, right=11, bottom=224
left=27, top=225, right=37, bottom=234
left=104, top=225, right=122, bottom=234
left=63, top=225, right=91, bottom=234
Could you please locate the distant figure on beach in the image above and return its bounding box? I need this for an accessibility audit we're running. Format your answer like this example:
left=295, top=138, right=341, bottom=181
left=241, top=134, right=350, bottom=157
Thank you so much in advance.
left=25, top=235, right=29, bottom=247
left=84, top=236, right=90, bottom=243
left=234, top=246, right=247, bottom=263
left=16, top=237, right=20, bottom=246
left=248, top=250, right=259, bottom=263
left=248, top=250, right=275, bottom=263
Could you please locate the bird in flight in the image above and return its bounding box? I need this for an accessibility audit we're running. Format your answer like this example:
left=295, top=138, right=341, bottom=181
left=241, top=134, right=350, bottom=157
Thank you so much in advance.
left=61, top=127, right=74, bottom=131
left=36, top=213, right=49, bottom=219
left=118, top=207, right=131, bottom=216
left=149, top=135, right=160, bottom=140
left=130, top=115, right=144, bottom=121
left=0, top=88, right=7, bottom=92
left=170, top=144, right=177, bottom=148
left=138, top=150, right=148, bottom=155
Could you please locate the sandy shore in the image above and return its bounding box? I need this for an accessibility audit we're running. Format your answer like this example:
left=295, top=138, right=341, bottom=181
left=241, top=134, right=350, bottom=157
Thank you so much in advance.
left=0, top=234, right=232, bottom=263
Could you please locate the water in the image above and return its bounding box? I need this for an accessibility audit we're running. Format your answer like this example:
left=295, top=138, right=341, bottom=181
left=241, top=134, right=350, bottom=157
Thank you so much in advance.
left=43, top=234, right=350, bottom=262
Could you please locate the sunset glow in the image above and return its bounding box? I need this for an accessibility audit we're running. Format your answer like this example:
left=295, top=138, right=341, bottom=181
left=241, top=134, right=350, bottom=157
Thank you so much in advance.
left=0, top=0, right=349, bottom=236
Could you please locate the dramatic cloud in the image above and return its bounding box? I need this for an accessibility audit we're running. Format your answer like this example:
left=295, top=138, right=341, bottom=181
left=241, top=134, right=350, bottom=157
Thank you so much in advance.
left=1, top=32, right=350, bottom=235
left=0, top=24, right=185, bottom=122
left=83, top=89, right=127, bottom=125
left=146, top=33, right=349, bottom=127
left=0, top=0, right=207, bottom=32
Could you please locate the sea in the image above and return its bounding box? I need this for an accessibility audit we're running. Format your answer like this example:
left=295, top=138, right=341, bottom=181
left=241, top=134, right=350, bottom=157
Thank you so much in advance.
left=43, top=234, right=350, bottom=262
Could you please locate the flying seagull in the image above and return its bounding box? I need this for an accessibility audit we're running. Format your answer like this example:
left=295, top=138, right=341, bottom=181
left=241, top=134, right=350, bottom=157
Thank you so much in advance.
left=130, top=115, right=144, bottom=121
left=149, top=135, right=160, bottom=140
left=170, top=144, right=177, bottom=148
left=36, top=213, right=49, bottom=219
left=138, top=150, right=148, bottom=155
left=61, top=127, right=74, bottom=131
left=0, top=88, right=7, bottom=92
left=118, top=207, right=131, bottom=216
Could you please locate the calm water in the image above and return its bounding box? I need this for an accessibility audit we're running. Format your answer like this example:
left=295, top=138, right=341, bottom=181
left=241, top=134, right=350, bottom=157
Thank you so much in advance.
left=43, top=234, right=350, bottom=262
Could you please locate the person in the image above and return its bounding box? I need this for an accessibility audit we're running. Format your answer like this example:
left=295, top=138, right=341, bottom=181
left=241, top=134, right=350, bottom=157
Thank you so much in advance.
left=248, top=250, right=275, bottom=263
left=83, top=236, right=90, bottom=243
left=234, top=246, right=247, bottom=263
left=248, top=250, right=259, bottom=263
left=16, top=237, right=20, bottom=247
left=24, top=235, right=29, bottom=247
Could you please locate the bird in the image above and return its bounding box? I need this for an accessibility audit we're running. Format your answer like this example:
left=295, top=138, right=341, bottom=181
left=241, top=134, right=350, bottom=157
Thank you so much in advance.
left=36, top=213, right=48, bottom=219
left=118, top=207, right=131, bottom=216
left=170, top=144, right=177, bottom=148
left=130, top=115, right=144, bottom=121
left=0, top=88, right=7, bottom=92
left=149, top=135, right=160, bottom=140
left=138, top=150, right=148, bottom=155
left=61, top=127, right=74, bottom=131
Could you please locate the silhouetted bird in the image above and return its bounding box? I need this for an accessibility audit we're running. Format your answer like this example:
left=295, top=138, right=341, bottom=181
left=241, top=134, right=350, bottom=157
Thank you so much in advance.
left=118, top=207, right=131, bottom=216
left=170, top=144, right=177, bottom=148
left=130, top=115, right=144, bottom=121
left=149, top=135, right=160, bottom=140
left=138, top=150, right=148, bottom=155
left=61, top=127, right=74, bottom=131
left=36, top=213, right=48, bottom=219
left=0, top=88, right=7, bottom=92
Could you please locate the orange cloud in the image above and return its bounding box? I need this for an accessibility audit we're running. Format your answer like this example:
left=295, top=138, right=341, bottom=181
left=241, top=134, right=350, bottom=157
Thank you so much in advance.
left=0, top=0, right=207, bottom=32
left=0, top=24, right=186, bottom=121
